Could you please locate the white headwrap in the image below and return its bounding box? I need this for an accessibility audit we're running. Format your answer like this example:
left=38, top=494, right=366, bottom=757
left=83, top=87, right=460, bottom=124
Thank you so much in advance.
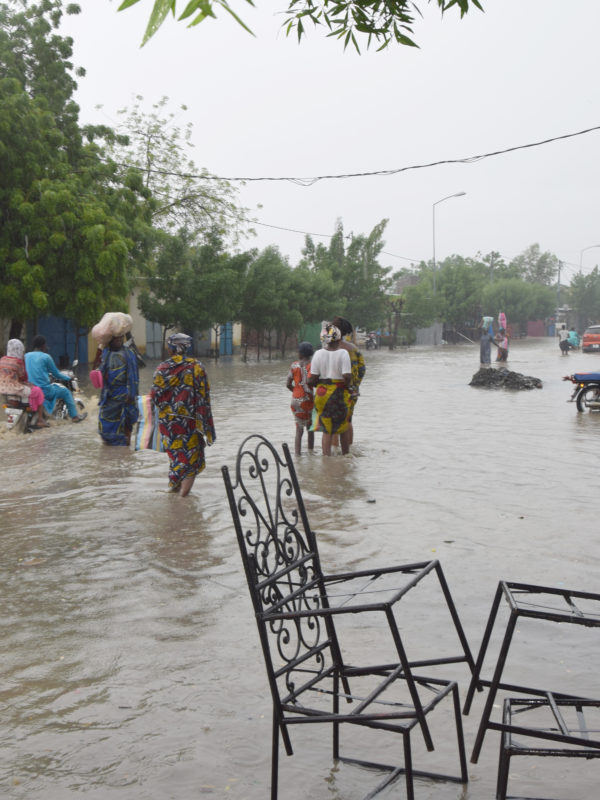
left=7, top=339, right=25, bottom=359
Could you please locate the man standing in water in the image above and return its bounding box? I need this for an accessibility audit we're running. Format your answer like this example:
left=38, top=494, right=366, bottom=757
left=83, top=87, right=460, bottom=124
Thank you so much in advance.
left=557, top=324, right=570, bottom=355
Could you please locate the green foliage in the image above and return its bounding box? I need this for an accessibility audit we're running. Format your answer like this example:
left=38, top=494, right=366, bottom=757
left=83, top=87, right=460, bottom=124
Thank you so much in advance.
left=0, top=0, right=153, bottom=330
left=508, top=243, right=560, bottom=285
left=119, top=0, right=483, bottom=51
left=103, top=96, right=250, bottom=244
left=300, top=219, right=391, bottom=329
left=481, top=278, right=554, bottom=326
left=569, top=268, right=600, bottom=328
left=238, top=246, right=293, bottom=342
left=138, top=228, right=253, bottom=345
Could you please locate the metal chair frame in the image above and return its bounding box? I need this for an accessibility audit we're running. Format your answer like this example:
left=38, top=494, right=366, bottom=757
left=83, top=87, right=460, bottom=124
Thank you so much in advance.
left=496, top=695, right=600, bottom=800
left=221, top=434, right=474, bottom=800
left=463, top=581, right=600, bottom=764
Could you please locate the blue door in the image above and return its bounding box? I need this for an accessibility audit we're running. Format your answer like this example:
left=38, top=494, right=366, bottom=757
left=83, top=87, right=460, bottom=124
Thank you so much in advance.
left=219, top=322, right=232, bottom=355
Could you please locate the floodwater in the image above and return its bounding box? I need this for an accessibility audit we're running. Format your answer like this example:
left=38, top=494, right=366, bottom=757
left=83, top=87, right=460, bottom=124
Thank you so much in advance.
left=1, top=337, right=599, bottom=800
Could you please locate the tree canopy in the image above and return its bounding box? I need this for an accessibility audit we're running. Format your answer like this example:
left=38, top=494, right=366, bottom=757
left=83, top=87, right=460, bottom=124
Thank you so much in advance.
left=0, top=1, right=151, bottom=332
left=118, top=0, right=484, bottom=52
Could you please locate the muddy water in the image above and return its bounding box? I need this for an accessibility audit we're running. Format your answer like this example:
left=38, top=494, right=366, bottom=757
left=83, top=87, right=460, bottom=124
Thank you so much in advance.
left=1, top=338, right=599, bottom=800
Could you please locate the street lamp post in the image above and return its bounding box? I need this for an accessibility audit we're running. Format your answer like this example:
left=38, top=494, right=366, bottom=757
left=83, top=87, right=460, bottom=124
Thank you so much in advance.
left=579, top=244, right=600, bottom=270
left=432, top=192, right=466, bottom=295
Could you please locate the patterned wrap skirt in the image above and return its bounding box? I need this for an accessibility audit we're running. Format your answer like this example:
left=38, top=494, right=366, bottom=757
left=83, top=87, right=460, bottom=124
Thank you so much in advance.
left=311, top=380, right=352, bottom=435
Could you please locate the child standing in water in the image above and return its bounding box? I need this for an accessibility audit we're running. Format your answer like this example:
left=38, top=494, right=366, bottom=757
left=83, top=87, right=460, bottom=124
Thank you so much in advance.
left=286, top=341, right=315, bottom=455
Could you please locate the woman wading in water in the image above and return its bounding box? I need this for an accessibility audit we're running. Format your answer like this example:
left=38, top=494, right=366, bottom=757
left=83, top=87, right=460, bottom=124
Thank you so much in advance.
left=308, top=324, right=352, bottom=456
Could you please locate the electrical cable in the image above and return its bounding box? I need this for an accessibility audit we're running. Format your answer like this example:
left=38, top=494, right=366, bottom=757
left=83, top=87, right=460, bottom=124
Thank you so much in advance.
left=110, top=123, right=600, bottom=185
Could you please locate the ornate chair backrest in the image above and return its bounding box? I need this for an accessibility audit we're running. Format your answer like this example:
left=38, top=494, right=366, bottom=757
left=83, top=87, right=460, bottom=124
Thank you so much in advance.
left=222, top=435, right=338, bottom=708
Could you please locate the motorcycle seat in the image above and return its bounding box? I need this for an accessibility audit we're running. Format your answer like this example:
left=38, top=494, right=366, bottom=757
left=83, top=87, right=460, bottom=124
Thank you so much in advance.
left=573, top=373, right=600, bottom=382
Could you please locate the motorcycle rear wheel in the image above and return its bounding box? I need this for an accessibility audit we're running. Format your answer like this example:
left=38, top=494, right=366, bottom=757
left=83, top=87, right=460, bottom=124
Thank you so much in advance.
left=576, top=385, right=600, bottom=412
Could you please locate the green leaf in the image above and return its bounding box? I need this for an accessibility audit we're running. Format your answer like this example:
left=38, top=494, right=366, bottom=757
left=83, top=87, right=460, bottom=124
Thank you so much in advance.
left=118, top=0, right=142, bottom=10
left=141, top=0, right=177, bottom=46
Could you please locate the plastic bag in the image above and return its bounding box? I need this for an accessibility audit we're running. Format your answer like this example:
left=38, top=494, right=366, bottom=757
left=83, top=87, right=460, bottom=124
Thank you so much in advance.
left=91, top=312, right=133, bottom=347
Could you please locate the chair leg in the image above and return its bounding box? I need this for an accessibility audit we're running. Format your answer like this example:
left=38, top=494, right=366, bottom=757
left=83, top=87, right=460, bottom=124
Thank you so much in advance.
left=333, top=671, right=340, bottom=760
left=471, top=611, right=518, bottom=763
left=386, top=608, right=434, bottom=751
left=464, top=582, right=504, bottom=714
left=271, top=710, right=279, bottom=800
left=403, top=733, right=415, bottom=800
left=451, top=683, right=469, bottom=783
left=434, top=562, right=477, bottom=676
left=496, top=731, right=510, bottom=800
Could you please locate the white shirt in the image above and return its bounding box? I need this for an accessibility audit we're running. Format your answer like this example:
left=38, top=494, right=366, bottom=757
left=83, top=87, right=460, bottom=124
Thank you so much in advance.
left=310, top=347, right=351, bottom=380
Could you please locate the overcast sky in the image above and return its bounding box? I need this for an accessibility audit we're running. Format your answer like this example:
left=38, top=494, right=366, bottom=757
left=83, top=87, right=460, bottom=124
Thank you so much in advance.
left=61, top=1, right=600, bottom=284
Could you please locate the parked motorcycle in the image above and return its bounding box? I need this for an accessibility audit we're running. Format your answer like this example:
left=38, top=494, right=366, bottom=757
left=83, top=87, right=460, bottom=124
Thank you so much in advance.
left=563, top=372, right=600, bottom=412
left=51, top=360, right=86, bottom=419
left=1, top=395, right=39, bottom=432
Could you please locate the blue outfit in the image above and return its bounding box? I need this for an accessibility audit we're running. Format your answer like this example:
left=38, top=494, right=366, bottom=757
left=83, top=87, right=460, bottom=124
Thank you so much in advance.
left=98, top=345, right=139, bottom=445
left=24, top=350, right=78, bottom=418
left=479, top=331, right=493, bottom=365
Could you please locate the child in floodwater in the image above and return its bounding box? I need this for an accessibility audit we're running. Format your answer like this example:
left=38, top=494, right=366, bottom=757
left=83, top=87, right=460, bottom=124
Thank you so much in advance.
left=495, top=328, right=509, bottom=362
left=286, top=341, right=315, bottom=455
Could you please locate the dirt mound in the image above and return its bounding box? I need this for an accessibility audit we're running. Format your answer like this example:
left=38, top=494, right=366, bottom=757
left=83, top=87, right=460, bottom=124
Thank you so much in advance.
left=469, top=367, right=542, bottom=390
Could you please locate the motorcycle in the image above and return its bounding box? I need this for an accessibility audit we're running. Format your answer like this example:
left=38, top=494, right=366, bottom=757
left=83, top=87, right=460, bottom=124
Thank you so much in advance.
left=2, top=395, right=39, bottom=432
left=51, top=359, right=86, bottom=419
left=365, top=331, right=378, bottom=351
left=563, top=372, right=600, bottom=412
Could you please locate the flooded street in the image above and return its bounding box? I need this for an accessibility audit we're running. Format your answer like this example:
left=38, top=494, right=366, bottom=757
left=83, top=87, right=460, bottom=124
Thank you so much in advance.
left=2, top=337, right=599, bottom=799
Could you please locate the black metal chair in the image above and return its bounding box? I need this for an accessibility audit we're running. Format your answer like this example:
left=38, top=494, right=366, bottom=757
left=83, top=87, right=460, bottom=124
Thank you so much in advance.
left=221, top=434, right=474, bottom=800
left=496, top=695, right=600, bottom=800
left=463, top=581, right=600, bottom=765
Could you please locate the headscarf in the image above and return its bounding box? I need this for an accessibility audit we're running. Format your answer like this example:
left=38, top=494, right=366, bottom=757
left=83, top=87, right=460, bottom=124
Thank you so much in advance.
left=7, top=339, right=25, bottom=359
left=167, top=332, right=192, bottom=355
left=320, top=324, right=341, bottom=345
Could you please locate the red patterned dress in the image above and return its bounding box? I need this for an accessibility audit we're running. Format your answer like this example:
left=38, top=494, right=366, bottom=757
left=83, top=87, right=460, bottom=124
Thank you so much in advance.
left=150, top=355, right=216, bottom=490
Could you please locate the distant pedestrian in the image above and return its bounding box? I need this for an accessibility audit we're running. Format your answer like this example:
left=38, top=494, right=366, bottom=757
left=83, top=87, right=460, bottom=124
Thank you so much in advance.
left=150, top=333, right=216, bottom=496
left=567, top=327, right=580, bottom=349
left=557, top=324, right=570, bottom=355
left=286, top=341, right=314, bottom=455
left=479, top=326, right=494, bottom=365
left=495, top=328, right=509, bottom=362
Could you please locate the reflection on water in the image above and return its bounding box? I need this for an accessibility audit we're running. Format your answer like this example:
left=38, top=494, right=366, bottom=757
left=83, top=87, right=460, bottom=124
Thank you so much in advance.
left=2, top=339, right=600, bottom=798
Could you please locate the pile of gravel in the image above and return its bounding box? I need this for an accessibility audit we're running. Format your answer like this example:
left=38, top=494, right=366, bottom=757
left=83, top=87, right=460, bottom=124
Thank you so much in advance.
left=469, top=367, right=543, bottom=390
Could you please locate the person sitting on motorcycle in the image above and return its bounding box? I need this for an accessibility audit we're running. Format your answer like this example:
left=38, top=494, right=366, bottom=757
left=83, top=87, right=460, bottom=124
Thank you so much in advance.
left=25, top=335, right=87, bottom=422
left=0, top=339, right=49, bottom=427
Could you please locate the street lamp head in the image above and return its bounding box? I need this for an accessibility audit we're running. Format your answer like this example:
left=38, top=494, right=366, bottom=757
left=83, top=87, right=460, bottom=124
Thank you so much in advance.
left=454, top=192, right=467, bottom=197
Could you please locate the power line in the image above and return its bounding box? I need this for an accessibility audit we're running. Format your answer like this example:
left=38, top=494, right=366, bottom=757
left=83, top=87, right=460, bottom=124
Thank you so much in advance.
left=110, top=123, right=600, bottom=185
left=251, top=220, right=420, bottom=262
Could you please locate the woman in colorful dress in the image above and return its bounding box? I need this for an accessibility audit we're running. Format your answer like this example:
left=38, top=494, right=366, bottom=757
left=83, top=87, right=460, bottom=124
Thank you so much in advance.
left=308, top=324, right=352, bottom=456
left=332, top=316, right=366, bottom=445
left=0, top=339, right=49, bottom=427
left=98, top=334, right=139, bottom=445
left=150, top=333, right=216, bottom=497
left=286, top=341, right=315, bottom=455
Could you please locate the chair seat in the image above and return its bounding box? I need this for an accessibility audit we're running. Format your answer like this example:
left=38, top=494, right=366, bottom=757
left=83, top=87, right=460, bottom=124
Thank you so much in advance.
left=496, top=694, right=600, bottom=800
left=465, top=581, right=600, bottom=766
